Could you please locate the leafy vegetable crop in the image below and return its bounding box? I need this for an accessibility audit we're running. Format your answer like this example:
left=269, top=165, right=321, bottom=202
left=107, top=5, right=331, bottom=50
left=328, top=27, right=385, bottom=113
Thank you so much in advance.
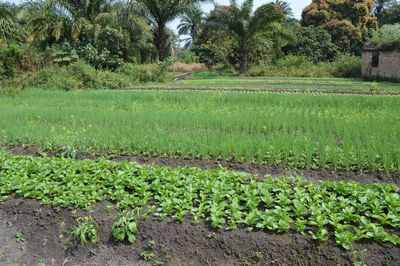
left=71, top=216, right=98, bottom=244
left=0, top=153, right=399, bottom=250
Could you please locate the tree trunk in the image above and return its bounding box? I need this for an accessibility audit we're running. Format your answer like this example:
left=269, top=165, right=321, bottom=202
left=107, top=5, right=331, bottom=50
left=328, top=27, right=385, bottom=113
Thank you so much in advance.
left=154, top=22, right=168, bottom=61
left=238, top=40, right=247, bottom=75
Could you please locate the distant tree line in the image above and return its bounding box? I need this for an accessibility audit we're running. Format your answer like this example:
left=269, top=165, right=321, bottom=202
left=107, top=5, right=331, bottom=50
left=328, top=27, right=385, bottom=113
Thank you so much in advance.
left=1, top=0, right=399, bottom=75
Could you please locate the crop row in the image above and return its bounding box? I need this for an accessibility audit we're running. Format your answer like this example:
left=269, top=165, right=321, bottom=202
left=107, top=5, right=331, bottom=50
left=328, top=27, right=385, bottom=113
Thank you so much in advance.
left=0, top=153, right=399, bottom=250
left=0, top=90, right=399, bottom=172
left=142, top=77, right=400, bottom=92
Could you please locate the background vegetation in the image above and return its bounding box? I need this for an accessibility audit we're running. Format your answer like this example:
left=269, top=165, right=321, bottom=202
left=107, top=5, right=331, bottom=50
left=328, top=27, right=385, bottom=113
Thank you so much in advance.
left=1, top=0, right=400, bottom=89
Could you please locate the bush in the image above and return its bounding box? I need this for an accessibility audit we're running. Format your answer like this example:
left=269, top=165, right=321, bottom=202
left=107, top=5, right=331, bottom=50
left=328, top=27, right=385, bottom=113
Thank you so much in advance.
left=247, top=54, right=361, bottom=78
left=95, top=71, right=134, bottom=90
left=368, top=24, right=400, bottom=50
left=0, top=43, right=21, bottom=78
left=283, top=26, right=339, bottom=63
left=175, top=49, right=199, bottom=63
left=19, top=60, right=160, bottom=91
left=50, top=42, right=79, bottom=65
left=67, top=60, right=97, bottom=87
left=276, top=55, right=312, bottom=68
left=248, top=63, right=335, bottom=78
left=169, top=62, right=208, bottom=72
left=117, top=62, right=170, bottom=82
left=333, top=54, right=362, bottom=78
left=78, top=44, right=123, bottom=70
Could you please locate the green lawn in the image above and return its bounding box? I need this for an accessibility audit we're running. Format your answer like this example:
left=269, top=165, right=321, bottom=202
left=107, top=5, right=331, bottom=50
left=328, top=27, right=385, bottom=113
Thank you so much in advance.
left=0, top=89, right=399, bottom=171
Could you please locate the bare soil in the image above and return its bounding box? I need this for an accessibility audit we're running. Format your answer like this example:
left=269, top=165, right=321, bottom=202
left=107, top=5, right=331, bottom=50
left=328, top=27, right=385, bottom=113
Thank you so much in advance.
left=1, top=198, right=400, bottom=266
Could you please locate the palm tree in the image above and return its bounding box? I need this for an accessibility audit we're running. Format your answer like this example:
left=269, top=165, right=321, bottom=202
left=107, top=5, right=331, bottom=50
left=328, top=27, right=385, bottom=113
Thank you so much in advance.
left=177, top=5, right=204, bottom=48
left=209, top=0, right=283, bottom=74
left=0, top=3, right=26, bottom=43
left=272, top=0, right=293, bottom=19
left=269, top=21, right=295, bottom=62
left=25, top=0, right=147, bottom=48
left=136, top=0, right=211, bottom=61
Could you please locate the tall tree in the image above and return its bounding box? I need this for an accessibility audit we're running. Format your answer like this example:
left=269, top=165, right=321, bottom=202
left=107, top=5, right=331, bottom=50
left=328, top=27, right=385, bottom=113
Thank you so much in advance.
left=136, top=0, right=210, bottom=61
left=26, top=0, right=149, bottom=52
left=0, top=3, right=26, bottom=43
left=374, top=0, right=396, bottom=25
left=302, top=0, right=377, bottom=53
left=177, top=5, right=204, bottom=49
left=380, top=3, right=400, bottom=24
left=272, top=0, right=293, bottom=19
left=209, top=0, right=283, bottom=74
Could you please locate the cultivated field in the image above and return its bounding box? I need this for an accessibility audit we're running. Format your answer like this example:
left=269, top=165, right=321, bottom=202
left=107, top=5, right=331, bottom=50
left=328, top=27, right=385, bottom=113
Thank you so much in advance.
left=1, top=89, right=399, bottom=172
left=0, top=77, right=399, bottom=265
left=136, top=75, right=400, bottom=94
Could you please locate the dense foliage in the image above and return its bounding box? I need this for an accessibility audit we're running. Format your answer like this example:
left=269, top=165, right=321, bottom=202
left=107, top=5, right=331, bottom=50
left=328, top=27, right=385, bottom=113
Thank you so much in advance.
left=283, top=26, right=338, bottom=62
left=302, top=0, right=377, bottom=54
left=1, top=0, right=399, bottom=79
left=368, top=24, right=400, bottom=50
left=380, top=3, right=400, bottom=25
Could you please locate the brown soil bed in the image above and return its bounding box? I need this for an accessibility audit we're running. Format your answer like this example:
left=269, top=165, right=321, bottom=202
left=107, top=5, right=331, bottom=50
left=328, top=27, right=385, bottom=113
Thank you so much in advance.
left=1, top=198, right=399, bottom=266
left=4, top=144, right=400, bottom=185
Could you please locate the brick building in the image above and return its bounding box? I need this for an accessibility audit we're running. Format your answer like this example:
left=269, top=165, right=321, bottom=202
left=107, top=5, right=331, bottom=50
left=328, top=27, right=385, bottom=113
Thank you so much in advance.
left=362, top=48, right=400, bottom=82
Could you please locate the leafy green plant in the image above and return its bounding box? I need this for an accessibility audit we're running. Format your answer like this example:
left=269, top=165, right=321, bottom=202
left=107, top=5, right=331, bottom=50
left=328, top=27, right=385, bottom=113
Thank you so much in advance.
left=15, top=233, right=26, bottom=243
left=71, top=216, right=98, bottom=244
left=0, top=153, right=399, bottom=249
left=368, top=24, right=400, bottom=50
left=112, top=211, right=138, bottom=243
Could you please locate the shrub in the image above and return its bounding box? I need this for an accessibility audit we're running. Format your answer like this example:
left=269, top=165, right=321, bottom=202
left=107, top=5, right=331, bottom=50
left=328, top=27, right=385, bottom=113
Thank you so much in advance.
left=169, top=62, right=208, bottom=72
left=95, top=71, right=134, bottom=90
left=117, top=62, right=169, bottom=82
left=246, top=53, right=361, bottom=78
left=276, top=55, right=312, bottom=68
left=50, top=42, right=79, bottom=65
left=368, top=24, right=400, bottom=50
left=248, top=63, right=335, bottom=78
left=67, top=60, right=97, bottom=88
left=0, top=43, right=21, bottom=78
left=175, top=49, right=199, bottom=63
left=78, top=44, right=123, bottom=70
left=283, top=26, right=339, bottom=63
left=333, top=54, right=362, bottom=78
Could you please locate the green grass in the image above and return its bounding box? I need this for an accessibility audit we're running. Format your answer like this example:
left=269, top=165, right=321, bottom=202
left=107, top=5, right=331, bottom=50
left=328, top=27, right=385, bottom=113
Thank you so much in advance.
left=0, top=89, right=399, bottom=171
left=136, top=75, right=400, bottom=93
left=0, top=153, right=399, bottom=250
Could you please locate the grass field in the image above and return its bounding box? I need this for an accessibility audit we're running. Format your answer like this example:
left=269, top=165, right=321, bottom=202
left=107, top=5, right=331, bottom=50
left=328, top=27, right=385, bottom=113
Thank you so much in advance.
left=137, top=74, right=400, bottom=93
left=0, top=89, right=399, bottom=171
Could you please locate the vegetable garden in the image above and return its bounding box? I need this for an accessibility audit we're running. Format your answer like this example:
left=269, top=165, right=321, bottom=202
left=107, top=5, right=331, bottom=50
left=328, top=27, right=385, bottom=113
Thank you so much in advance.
left=0, top=83, right=399, bottom=265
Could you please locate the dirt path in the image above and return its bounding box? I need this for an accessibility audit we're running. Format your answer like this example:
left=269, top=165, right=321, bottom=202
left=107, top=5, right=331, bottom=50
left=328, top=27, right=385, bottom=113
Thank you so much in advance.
left=0, top=199, right=399, bottom=266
